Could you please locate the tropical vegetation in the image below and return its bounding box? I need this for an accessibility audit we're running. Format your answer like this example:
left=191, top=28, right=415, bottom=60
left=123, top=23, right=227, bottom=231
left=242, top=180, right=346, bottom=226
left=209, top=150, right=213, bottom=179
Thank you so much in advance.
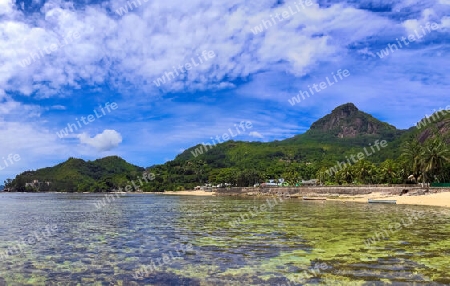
left=4, top=103, right=450, bottom=192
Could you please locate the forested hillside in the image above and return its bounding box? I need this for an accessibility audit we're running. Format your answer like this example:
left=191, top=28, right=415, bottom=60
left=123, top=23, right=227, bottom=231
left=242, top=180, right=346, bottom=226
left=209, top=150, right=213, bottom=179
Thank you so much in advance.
left=142, top=103, right=450, bottom=191
left=5, top=156, right=144, bottom=192
left=5, top=103, right=450, bottom=192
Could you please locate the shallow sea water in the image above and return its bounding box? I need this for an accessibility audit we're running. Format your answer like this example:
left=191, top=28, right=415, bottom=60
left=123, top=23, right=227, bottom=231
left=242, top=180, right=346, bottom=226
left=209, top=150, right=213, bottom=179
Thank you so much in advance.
left=0, top=192, right=449, bottom=285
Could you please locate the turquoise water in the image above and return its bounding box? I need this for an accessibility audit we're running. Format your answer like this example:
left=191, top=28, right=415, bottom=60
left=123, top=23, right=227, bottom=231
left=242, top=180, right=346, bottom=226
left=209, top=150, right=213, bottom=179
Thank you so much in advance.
left=0, top=192, right=449, bottom=285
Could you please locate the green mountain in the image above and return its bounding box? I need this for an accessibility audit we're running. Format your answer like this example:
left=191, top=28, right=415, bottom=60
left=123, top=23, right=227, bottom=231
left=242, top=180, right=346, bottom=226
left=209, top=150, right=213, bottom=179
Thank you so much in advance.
left=6, top=103, right=450, bottom=192
left=309, top=103, right=399, bottom=138
left=415, top=109, right=450, bottom=143
left=7, top=156, right=144, bottom=192
left=142, top=103, right=449, bottom=190
left=282, top=103, right=405, bottom=156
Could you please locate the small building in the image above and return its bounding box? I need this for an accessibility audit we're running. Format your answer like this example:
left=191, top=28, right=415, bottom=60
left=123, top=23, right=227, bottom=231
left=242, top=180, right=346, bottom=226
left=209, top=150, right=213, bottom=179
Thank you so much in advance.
left=261, top=182, right=279, bottom=187
left=200, top=186, right=213, bottom=192
left=25, top=180, right=51, bottom=190
left=301, top=179, right=318, bottom=186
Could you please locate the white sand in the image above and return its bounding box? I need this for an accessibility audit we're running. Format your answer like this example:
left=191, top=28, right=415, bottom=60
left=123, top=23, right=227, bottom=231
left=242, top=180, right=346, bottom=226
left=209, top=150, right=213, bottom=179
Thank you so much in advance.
left=331, top=191, right=450, bottom=208
left=162, top=190, right=216, bottom=196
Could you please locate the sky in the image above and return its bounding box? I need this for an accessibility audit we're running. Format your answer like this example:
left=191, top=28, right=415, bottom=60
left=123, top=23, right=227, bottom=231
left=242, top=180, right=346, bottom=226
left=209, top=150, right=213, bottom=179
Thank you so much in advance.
left=0, top=0, right=449, bottom=183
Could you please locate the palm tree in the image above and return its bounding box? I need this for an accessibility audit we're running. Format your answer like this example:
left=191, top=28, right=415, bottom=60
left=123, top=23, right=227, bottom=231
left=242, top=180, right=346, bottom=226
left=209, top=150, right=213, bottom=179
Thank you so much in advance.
left=354, top=160, right=375, bottom=184
left=401, top=139, right=423, bottom=182
left=421, top=137, right=450, bottom=183
left=284, top=168, right=300, bottom=186
left=336, top=165, right=353, bottom=184
left=316, top=167, right=329, bottom=185
left=379, top=159, right=400, bottom=184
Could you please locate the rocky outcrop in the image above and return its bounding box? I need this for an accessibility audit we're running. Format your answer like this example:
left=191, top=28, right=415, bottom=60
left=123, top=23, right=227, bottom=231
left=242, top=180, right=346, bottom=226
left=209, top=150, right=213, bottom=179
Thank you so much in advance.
left=309, top=103, right=399, bottom=138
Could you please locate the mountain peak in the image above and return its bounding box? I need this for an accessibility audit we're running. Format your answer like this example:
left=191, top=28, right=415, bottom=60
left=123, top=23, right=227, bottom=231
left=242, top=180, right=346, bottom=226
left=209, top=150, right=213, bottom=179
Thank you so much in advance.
left=331, top=102, right=359, bottom=116
left=309, top=103, right=397, bottom=138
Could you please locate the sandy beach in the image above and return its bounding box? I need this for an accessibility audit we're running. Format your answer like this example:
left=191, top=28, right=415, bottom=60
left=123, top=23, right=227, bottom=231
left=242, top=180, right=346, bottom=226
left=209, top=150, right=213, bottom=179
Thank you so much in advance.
left=162, top=189, right=450, bottom=208
left=330, top=191, right=450, bottom=208
left=162, top=190, right=216, bottom=196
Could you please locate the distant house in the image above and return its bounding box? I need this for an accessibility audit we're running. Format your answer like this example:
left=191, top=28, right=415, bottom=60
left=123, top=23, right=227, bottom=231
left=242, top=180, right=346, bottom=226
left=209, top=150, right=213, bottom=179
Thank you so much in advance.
left=200, top=186, right=213, bottom=192
left=25, top=180, right=50, bottom=190
left=261, top=178, right=286, bottom=187
left=216, top=183, right=231, bottom=188
left=301, top=179, right=318, bottom=186
left=261, top=182, right=278, bottom=187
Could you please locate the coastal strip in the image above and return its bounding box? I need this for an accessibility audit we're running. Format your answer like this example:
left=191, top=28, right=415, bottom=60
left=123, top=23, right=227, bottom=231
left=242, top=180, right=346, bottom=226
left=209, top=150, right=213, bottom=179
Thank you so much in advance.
left=161, top=186, right=450, bottom=208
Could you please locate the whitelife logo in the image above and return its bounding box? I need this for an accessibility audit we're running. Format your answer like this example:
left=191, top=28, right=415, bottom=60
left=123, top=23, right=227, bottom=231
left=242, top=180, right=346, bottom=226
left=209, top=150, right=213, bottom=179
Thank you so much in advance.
left=18, top=31, right=81, bottom=67
left=416, top=105, right=450, bottom=129
left=0, top=224, right=58, bottom=261
left=93, top=172, right=156, bottom=209
left=56, top=102, right=118, bottom=139
left=364, top=211, right=425, bottom=247
left=153, top=50, right=216, bottom=87
left=133, top=243, right=193, bottom=279
left=288, top=69, right=350, bottom=106
left=190, top=121, right=253, bottom=158
left=115, top=0, right=149, bottom=16
left=0, top=153, right=20, bottom=171
left=229, top=191, right=291, bottom=227
left=376, top=22, right=439, bottom=59
left=250, top=0, right=313, bottom=35
left=325, top=140, right=388, bottom=176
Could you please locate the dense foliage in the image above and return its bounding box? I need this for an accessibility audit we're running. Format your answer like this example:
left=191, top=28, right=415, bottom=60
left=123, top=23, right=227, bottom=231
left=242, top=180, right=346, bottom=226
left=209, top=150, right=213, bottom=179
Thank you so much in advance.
left=320, top=136, right=450, bottom=185
left=140, top=106, right=450, bottom=191
left=4, top=104, right=450, bottom=192
left=5, top=156, right=144, bottom=192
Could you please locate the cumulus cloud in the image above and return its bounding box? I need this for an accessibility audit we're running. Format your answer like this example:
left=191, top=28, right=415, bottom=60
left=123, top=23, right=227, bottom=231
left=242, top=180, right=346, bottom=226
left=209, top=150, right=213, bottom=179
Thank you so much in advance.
left=0, top=0, right=14, bottom=15
left=0, top=0, right=449, bottom=181
left=249, top=131, right=264, bottom=139
left=78, top=129, right=122, bottom=151
left=0, top=0, right=416, bottom=97
left=0, top=119, right=76, bottom=180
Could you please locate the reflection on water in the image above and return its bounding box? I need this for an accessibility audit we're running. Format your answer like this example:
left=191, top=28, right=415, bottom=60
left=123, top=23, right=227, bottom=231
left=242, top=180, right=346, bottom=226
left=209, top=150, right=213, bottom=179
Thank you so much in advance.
left=0, top=192, right=449, bottom=285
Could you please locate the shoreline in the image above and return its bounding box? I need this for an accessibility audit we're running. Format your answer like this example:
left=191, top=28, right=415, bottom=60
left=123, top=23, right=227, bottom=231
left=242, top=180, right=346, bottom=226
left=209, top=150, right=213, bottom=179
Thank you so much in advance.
left=3, top=187, right=449, bottom=208
left=328, top=191, right=450, bottom=208
left=161, top=190, right=216, bottom=196
left=160, top=187, right=450, bottom=208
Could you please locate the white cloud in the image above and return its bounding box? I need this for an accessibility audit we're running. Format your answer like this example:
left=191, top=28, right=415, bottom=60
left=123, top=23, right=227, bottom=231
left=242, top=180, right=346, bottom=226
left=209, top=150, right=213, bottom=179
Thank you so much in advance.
left=441, top=16, right=450, bottom=28
left=48, top=105, right=66, bottom=110
left=0, top=0, right=14, bottom=16
left=249, top=131, right=264, bottom=138
left=78, top=129, right=123, bottom=151
left=0, top=119, right=72, bottom=180
left=357, top=48, right=376, bottom=58
left=0, top=0, right=403, bottom=97
left=0, top=0, right=449, bottom=181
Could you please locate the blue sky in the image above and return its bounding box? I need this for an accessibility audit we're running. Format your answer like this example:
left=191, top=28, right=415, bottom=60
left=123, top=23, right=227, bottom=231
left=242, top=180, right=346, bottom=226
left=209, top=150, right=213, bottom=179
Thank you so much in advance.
left=0, top=0, right=449, bottom=182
